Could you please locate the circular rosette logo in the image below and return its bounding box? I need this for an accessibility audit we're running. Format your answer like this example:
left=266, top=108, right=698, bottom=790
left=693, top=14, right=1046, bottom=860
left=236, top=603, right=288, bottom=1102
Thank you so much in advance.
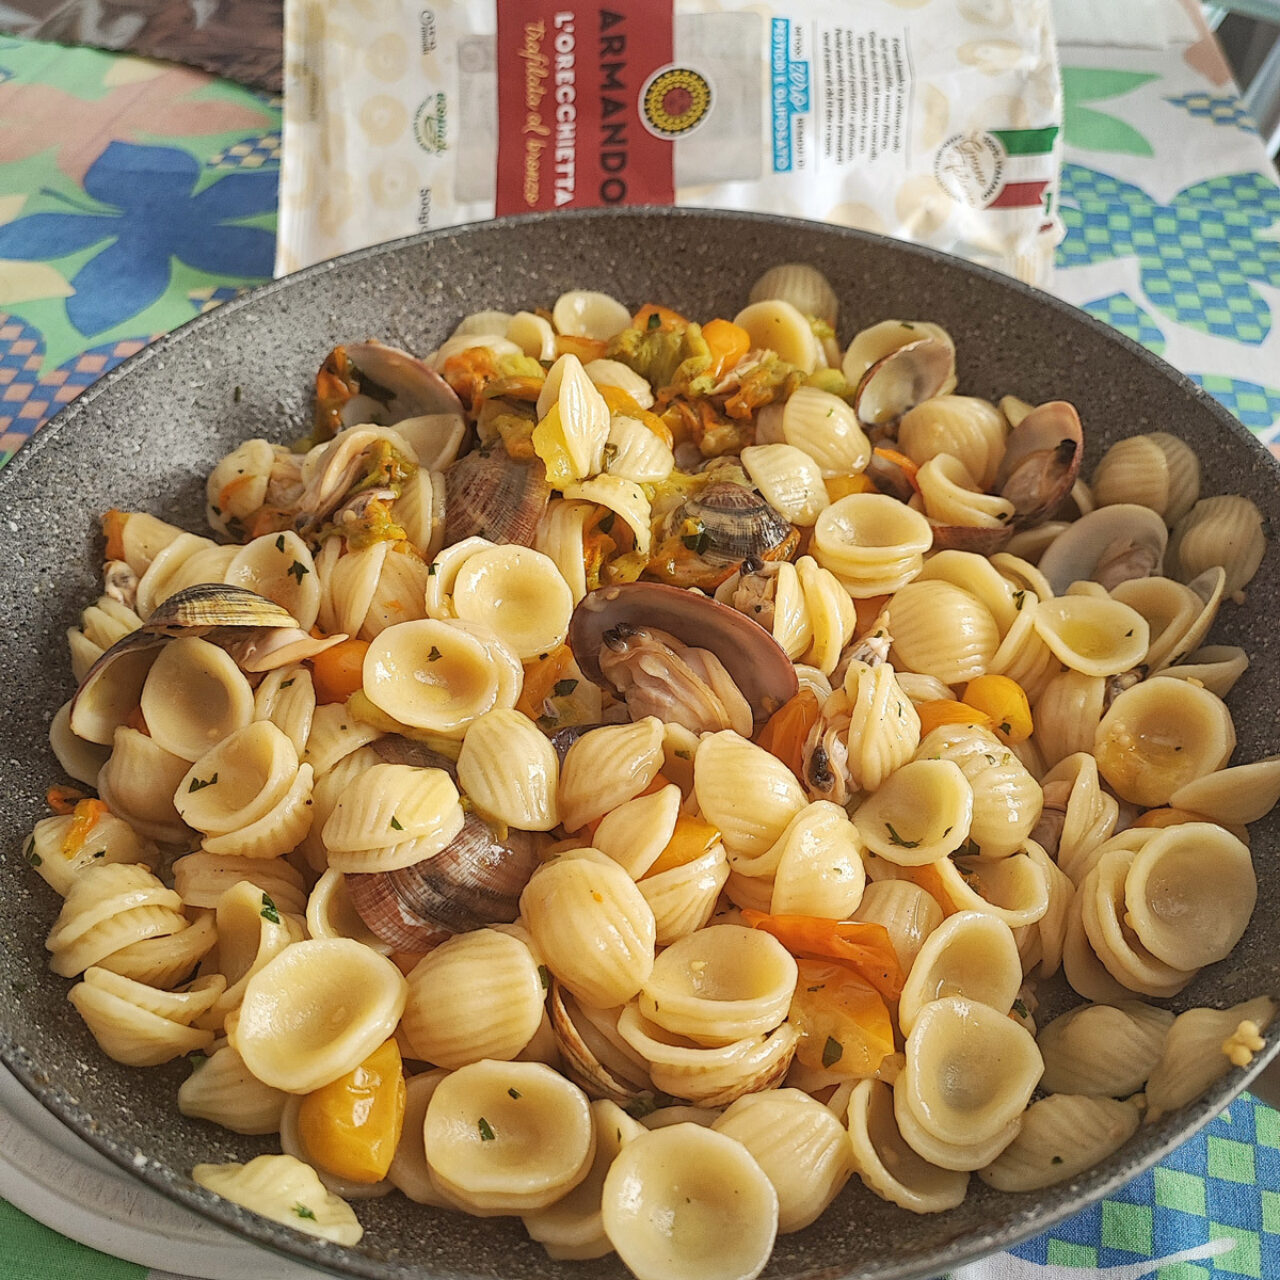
left=640, top=66, right=713, bottom=139
left=934, top=131, right=1004, bottom=207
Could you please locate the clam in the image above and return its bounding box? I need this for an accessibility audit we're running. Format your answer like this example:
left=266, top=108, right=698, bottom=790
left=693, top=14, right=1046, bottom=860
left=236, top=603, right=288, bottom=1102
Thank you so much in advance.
left=314, top=341, right=463, bottom=441
left=293, top=424, right=420, bottom=537
left=853, top=339, right=956, bottom=429
left=69, top=585, right=324, bottom=742
left=444, top=448, right=552, bottom=547
left=569, top=582, right=799, bottom=729
left=549, top=981, right=655, bottom=1104
left=993, top=401, right=1083, bottom=528
left=345, top=736, right=543, bottom=952
left=1037, top=504, right=1168, bottom=596
left=648, top=479, right=799, bottom=590
left=1030, top=778, right=1071, bottom=862
left=345, top=815, right=541, bottom=953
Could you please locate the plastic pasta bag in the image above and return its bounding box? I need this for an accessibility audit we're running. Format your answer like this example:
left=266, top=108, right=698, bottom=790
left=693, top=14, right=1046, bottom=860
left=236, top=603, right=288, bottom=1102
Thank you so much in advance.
left=279, top=0, right=1062, bottom=285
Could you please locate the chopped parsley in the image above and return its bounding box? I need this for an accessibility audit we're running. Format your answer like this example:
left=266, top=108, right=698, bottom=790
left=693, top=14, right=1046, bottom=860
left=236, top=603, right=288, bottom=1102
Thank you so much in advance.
left=598, top=511, right=616, bottom=535
left=806, top=984, right=825, bottom=993
left=390, top=815, right=403, bottom=831
left=260, top=893, right=281, bottom=924
left=279, top=678, right=295, bottom=689
left=293, top=1203, right=317, bottom=1220
left=428, top=562, right=438, bottom=575
left=233, top=385, right=242, bottom=404
left=553, top=678, right=579, bottom=698
left=623, top=1094, right=660, bottom=1119
left=508, top=1088, right=522, bottom=1099
left=188, top=773, right=218, bottom=793
left=275, top=534, right=286, bottom=552
left=822, top=1036, right=844, bottom=1069
left=998, top=721, right=1012, bottom=735
left=427, top=646, right=443, bottom=662
left=189, top=1052, right=208, bottom=1070
left=478, top=1117, right=496, bottom=1141
left=538, top=964, right=551, bottom=990
left=647, top=311, right=662, bottom=330
left=22, top=836, right=40, bottom=868
left=1012, top=998, right=1029, bottom=1019
left=287, top=560, right=309, bottom=585
left=1050, top=1155, right=1063, bottom=1165
left=885, top=822, right=921, bottom=849
left=1012, top=589, right=1026, bottom=611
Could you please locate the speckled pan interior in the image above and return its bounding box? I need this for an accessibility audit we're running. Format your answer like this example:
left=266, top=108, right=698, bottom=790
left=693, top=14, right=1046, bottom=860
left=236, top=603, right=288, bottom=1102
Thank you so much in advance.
left=1, top=209, right=1277, bottom=1280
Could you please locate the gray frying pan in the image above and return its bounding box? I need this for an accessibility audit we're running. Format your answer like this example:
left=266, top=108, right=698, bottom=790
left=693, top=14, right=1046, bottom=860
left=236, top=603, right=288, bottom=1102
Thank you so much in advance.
left=1, top=209, right=1277, bottom=1280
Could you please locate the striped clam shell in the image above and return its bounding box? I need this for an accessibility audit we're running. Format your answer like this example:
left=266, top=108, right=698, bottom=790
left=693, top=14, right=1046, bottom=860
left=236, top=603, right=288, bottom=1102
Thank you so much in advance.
left=346, top=813, right=541, bottom=953
left=444, top=449, right=552, bottom=547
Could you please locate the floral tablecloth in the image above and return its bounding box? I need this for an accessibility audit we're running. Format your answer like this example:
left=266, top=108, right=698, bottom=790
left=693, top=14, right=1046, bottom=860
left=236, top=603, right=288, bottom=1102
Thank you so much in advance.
left=1, top=1, right=1279, bottom=1278
left=0, top=37, right=279, bottom=464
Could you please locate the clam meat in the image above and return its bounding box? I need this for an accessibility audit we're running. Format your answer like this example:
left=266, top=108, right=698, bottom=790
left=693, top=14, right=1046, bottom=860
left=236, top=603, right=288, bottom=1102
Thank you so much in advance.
left=569, top=581, right=799, bottom=731
left=1038, top=504, right=1168, bottom=596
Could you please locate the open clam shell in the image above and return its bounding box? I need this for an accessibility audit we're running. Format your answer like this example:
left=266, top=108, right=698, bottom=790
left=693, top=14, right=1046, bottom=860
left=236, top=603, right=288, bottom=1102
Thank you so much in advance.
left=340, top=339, right=464, bottom=424
left=69, top=585, right=303, bottom=741
left=1037, top=504, right=1168, bottom=596
left=994, top=401, right=1083, bottom=529
left=549, top=981, right=655, bottom=1105
left=569, top=581, right=799, bottom=727
left=854, top=338, right=956, bottom=428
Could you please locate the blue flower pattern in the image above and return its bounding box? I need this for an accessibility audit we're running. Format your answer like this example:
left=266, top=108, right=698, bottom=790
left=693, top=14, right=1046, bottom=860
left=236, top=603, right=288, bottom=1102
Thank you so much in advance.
left=1057, top=163, right=1280, bottom=345
left=0, top=141, right=276, bottom=336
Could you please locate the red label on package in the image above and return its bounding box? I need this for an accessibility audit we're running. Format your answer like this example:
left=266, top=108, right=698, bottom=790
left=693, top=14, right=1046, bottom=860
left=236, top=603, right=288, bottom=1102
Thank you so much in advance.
left=495, top=4, right=678, bottom=214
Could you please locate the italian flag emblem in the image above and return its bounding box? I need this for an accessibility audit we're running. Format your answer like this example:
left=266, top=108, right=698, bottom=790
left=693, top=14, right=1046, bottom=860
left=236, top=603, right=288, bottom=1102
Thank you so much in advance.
left=989, top=126, right=1060, bottom=209
left=935, top=125, right=1059, bottom=213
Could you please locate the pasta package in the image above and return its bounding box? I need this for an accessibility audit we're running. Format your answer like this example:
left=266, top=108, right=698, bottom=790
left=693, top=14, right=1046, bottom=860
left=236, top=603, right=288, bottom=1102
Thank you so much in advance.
left=279, top=0, right=1063, bottom=285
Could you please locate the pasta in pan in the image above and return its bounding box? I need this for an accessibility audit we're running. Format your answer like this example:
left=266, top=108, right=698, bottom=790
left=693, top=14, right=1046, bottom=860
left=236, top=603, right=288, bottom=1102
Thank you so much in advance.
left=23, top=269, right=1279, bottom=1280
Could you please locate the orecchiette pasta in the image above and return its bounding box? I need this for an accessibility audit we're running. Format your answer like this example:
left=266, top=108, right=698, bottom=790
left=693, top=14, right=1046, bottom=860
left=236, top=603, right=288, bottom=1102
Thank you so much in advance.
left=28, top=275, right=1278, bottom=1277
left=425, top=1059, right=594, bottom=1213
left=192, top=1154, right=364, bottom=1244
left=601, top=1123, right=779, bottom=1280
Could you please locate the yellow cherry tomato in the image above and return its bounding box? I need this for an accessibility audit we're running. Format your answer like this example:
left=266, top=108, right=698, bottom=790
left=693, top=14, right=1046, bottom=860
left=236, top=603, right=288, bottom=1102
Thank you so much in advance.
left=823, top=473, right=877, bottom=501
left=788, top=959, right=895, bottom=1080
left=701, top=318, right=752, bottom=381
left=643, top=812, right=722, bottom=878
left=914, top=698, right=993, bottom=740
left=297, top=1038, right=406, bottom=1183
left=961, top=674, right=1034, bottom=744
